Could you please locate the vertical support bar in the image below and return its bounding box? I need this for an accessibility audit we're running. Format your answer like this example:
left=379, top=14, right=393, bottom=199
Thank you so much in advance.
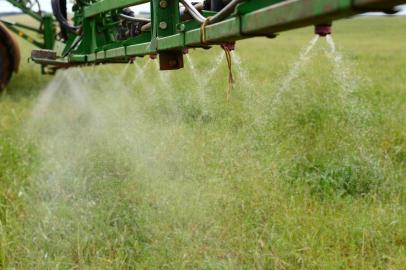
left=152, top=0, right=184, bottom=69
left=80, top=19, right=98, bottom=54
left=155, top=0, right=180, bottom=37
left=151, top=0, right=181, bottom=44
left=150, top=0, right=157, bottom=50
left=42, top=15, right=56, bottom=50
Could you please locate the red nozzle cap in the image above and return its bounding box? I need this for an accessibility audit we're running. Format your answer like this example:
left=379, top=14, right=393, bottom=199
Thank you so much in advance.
left=315, top=24, right=332, bottom=37
left=221, top=42, right=235, bottom=51
left=182, top=48, right=189, bottom=55
left=149, top=54, right=157, bottom=60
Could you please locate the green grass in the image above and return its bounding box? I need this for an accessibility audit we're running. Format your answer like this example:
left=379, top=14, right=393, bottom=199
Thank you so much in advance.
left=0, top=17, right=405, bottom=269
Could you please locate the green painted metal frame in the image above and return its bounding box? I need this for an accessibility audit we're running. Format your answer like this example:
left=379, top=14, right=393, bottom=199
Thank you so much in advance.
left=5, top=0, right=43, bottom=21
left=0, top=20, right=44, bottom=48
left=3, top=1, right=56, bottom=50
left=30, top=0, right=405, bottom=66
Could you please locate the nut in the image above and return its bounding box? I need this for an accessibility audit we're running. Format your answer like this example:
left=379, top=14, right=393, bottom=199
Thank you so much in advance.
left=159, top=21, right=168, bottom=30
left=159, top=0, right=168, bottom=8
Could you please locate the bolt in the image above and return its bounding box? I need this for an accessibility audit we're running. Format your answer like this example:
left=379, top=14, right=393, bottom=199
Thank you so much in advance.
left=159, top=0, right=168, bottom=8
left=177, top=23, right=186, bottom=32
left=159, top=21, right=167, bottom=30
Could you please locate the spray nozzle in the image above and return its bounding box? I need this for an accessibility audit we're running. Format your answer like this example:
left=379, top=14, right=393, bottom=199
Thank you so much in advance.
left=221, top=42, right=235, bottom=51
left=315, top=23, right=332, bottom=37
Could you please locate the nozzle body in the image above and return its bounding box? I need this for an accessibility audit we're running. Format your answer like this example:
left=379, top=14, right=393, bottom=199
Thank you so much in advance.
left=315, top=23, right=332, bottom=37
left=221, top=42, right=235, bottom=51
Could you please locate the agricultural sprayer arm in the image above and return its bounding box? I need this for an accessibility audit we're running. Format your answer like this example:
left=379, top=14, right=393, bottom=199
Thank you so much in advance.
left=31, top=0, right=406, bottom=71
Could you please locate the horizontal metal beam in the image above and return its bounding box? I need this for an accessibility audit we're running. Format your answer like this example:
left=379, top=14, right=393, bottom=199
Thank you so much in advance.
left=33, top=0, right=406, bottom=66
left=240, top=0, right=405, bottom=35
left=353, top=0, right=406, bottom=7
left=241, top=0, right=354, bottom=35
left=80, top=0, right=406, bottom=61
left=4, top=23, right=44, bottom=48
left=0, top=19, right=40, bottom=33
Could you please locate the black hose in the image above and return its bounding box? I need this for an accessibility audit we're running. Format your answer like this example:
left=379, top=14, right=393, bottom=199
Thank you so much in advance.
left=208, top=0, right=244, bottom=24
left=51, top=0, right=79, bottom=35
left=181, top=0, right=244, bottom=25
left=119, top=14, right=150, bottom=23
left=209, top=0, right=231, bottom=11
left=180, top=0, right=206, bottom=23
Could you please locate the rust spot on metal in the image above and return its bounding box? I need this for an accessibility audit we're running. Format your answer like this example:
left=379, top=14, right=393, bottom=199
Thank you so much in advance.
left=31, top=49, right=57, bottom=60
left=159, top=50, right=184, bottom=70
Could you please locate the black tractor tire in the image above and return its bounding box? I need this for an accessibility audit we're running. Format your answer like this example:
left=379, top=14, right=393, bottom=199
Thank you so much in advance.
left=0, top=39, right=13, bottom=91
left=0, top=22, right=21, bottom=92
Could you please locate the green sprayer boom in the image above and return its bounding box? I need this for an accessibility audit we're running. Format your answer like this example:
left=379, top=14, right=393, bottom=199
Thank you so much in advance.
left=0, top=0, right=405, bottom=89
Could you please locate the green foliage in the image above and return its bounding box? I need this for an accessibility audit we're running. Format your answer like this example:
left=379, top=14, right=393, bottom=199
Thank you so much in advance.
left=0, top=17, right=405, bottom=269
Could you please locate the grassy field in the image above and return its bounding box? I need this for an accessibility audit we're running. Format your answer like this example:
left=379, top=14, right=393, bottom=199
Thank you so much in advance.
left=0, top=17, right=405, bottom=269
